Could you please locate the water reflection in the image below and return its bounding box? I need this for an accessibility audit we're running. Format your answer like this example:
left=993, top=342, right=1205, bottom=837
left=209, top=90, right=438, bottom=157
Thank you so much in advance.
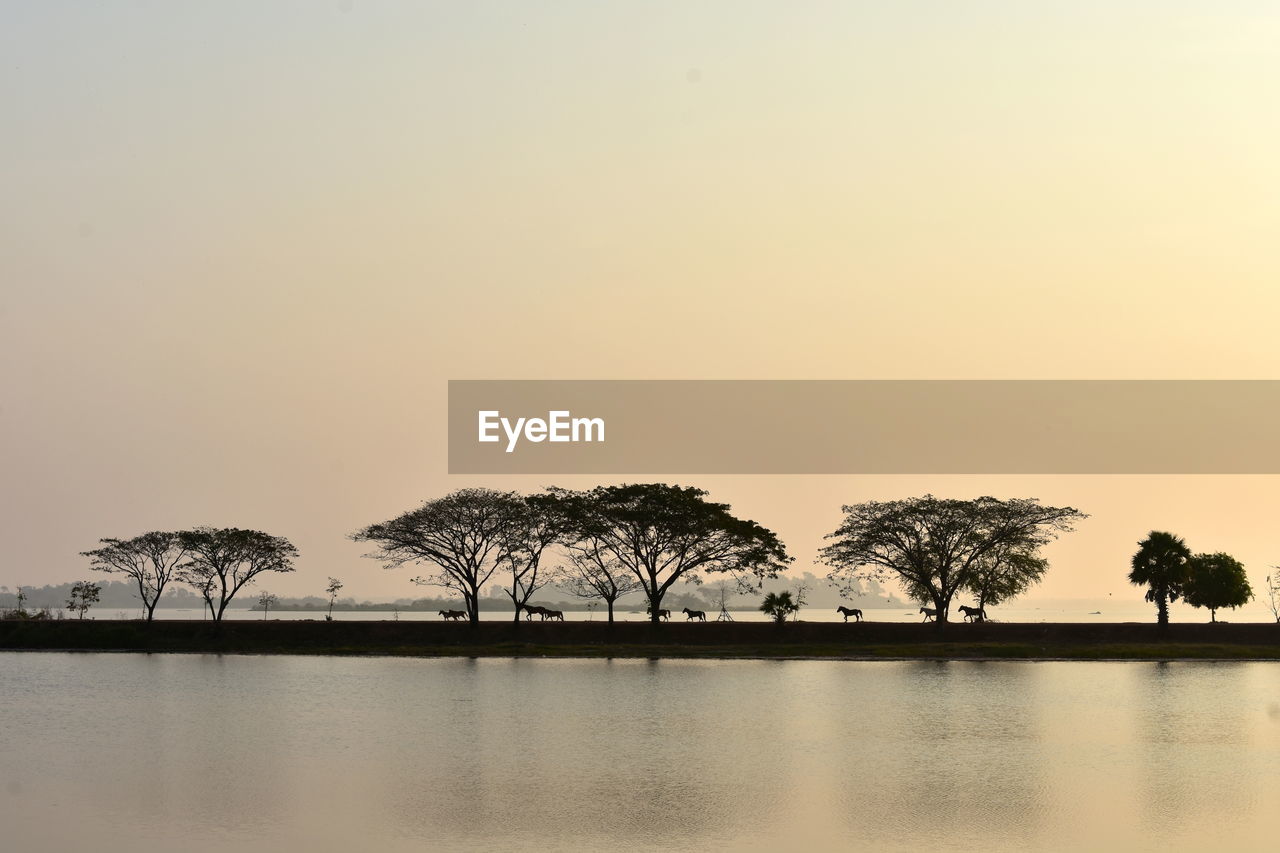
left=1, top=654, right=1278, bottom=852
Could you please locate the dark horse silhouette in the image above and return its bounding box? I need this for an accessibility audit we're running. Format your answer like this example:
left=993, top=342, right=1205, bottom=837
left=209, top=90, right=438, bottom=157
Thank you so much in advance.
left=439, top=609, right=466, bottom=621
left=682, top=607, right=707, bottom=622
left=958, top=605, right=987, bottom=622
left=836, top=605, right=863, bottom=622
left=919, top=606, right=938, bottom=622
left=542, top=608, right=564, bottom=621
left=656, top=609, right=671, bottom=621
left=522, top=604, right=548, bottom=621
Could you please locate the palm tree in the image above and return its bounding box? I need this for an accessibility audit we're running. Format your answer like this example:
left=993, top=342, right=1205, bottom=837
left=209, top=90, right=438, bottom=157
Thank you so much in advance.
left=759, top=591, right=798, bottom=624
left=1129, top=531, right=1191, bottom=626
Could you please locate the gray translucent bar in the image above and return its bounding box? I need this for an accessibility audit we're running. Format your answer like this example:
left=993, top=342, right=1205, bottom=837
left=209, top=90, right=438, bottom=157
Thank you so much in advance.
left=448, top=380, right=1280, bottom=474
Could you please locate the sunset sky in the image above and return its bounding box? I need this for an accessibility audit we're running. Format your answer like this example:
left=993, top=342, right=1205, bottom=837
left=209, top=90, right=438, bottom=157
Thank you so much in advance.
left=4, top=2, right=1279, bottom=605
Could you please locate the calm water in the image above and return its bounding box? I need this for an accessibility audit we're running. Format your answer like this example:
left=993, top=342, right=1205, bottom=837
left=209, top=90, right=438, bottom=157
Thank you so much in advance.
left=2, top=654, right=1278, bottom=852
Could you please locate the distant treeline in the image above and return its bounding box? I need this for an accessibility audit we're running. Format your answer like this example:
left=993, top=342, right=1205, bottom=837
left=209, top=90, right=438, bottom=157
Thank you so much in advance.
left=0, top=580, right=248, bottom=612
left=258, top=573, right=904, bottom=612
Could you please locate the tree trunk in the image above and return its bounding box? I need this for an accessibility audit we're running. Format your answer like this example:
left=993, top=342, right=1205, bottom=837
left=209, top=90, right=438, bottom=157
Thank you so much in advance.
left=145, top=601, right=156, bottom=623
left=1156, top=591, right=1169, bottom=627
left=1211, top=608, right=1217, bottom=623
left=606, top=598, right=615, bottom=623
left=649, top=590, right=663, bottom=623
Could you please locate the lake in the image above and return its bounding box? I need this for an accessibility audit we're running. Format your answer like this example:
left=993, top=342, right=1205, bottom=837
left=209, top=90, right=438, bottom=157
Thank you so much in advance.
left=2, top=654, right=1277, bottom=851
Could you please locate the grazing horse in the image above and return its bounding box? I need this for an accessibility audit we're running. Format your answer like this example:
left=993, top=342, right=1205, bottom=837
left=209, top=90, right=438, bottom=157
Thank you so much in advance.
left=657, top=609, right=671, bottom=621
left=682, top=607, right=707, bottom=622
left=958, top=604, right=987, bottom=622
left=919, top=606, right=938, bottom=622
left=543, top=608, right=564, bottom=621
left=836, top=606, right=863, bottom=623
left=439, top=609, right=466, bottom=621
left=522, top=604, right=548, bottom=621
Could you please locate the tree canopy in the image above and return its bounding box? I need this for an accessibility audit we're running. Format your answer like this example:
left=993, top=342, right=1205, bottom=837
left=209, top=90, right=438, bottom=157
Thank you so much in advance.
left=1128, top=531, right=1191, bottom=626
left=82, top=531, right=190, bottom=622
left=176, top=527, right=298, bottom=623
left=555, top=483, right=792, bottom=623
left=352, top=488, right=525, bottom=625
left=820, top=495, right=1085, bottom=623
left=1184, top=552, right=1252, bottom=623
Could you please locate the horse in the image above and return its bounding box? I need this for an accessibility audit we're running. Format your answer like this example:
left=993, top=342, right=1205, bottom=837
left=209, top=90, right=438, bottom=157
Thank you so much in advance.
left=682, top=607, right=707, bottom=622
left=522, top=604, right=548, bottom=621
left=543, top=608, right=564, bottom=621
left=439, top=609, right=466, bottom=621
left=958, top=604, right=987, bottom=622
left=919, top=606, right=938, bottom=622
left=836, top=605, right=863, bottom=623
left=657, top=609, right=671, bottom=621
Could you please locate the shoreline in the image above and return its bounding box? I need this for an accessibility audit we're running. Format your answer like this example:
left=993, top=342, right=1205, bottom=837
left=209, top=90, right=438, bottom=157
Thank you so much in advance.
left=2, top=619, right=1277, bottom=661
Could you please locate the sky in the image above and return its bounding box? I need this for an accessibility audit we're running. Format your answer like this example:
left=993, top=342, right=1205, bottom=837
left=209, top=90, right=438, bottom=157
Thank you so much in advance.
left=3, top=2, right=1279, bottom=607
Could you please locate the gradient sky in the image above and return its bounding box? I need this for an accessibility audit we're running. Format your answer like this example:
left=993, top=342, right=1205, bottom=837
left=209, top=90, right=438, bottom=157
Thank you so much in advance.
left=3, top=2, right=1279, bottom=606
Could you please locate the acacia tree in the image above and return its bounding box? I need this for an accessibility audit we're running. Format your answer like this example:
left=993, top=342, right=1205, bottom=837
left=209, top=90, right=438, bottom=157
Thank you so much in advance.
left=82, top=531, right=190, bottom=622
left=556, top=483, right=792, bottom=623
left=353, top=488, right=522, bottom=626
left=1184, top=552, right=1252, bottom=623
left=1129, top=531, right=1191, bottom=627
left=176, top=527, right=298, bottom=623
left=821, top=495, right=1085, bottom=623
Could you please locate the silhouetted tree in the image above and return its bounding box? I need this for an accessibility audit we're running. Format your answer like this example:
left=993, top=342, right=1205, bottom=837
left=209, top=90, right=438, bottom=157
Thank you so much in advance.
left=1128, top=531, right=1192, bottom=627
left=66, top=581, right=101, bottom=619
left=1184, top=552, right=1252, bottom=623
left=257, top=590, right=278, bottom=620
left=326, top=577, right=343, bottom=621
left=557, top=530, right=644, bottom=623
left=352, top=489, right=522, bottom=626
left=82, top=532, right=190, bottom=622
left=556, top=484, right=792, bottom=623
left=1267, top=571, right=1280, bottom=624
left=821, top=495, right=1084, bottom=622
left=760, top=591, right=798, bottom=624
left=964, top=546, right=1049, bottom=615
left=176, top=528, right=298, bottom=623
left=500, top=492, right=568, bottom=623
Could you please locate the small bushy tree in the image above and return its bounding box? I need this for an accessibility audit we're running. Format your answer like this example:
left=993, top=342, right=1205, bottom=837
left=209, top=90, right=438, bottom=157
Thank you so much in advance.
left=66, top=581, right=101, bottom=619
left=760, top=591, right=799, bottom=624
left=1184, top=553, right=1252, bottom=623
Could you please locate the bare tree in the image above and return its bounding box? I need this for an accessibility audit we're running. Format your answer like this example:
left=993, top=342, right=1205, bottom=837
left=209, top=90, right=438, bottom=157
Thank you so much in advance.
left=1266, top=570, right=1280, bottom=624
left=82, top=532, right=190, bottom=622
left=558, top=533, right=643, bottom=623
left=500, top=493, right=567, bottom=623
left=176, top=528, right=298, bottom=623
left=353, top=489, right=521, bottom=626
left=257, top=590, right=278, bottom=620
left=326, top=577, right=343, bottom=621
